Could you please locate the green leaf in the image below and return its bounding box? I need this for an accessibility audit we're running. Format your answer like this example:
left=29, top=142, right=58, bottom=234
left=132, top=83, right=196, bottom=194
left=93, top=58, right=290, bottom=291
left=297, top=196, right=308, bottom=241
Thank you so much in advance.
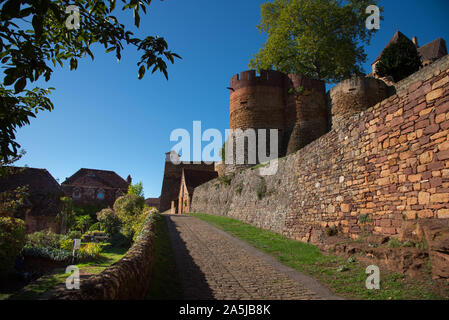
left=138, top=65, right=145, bottom=79
left=1, top=0, right=21, bottom=19
left=32, top=15, right=44, bottom=38
left=70, top=58, right=78, bottom=71
left=134, top=10, right=140, bottom=28
left=3, top=74, right=16, bottom=86
left=14, top=78, right=27, bottom=93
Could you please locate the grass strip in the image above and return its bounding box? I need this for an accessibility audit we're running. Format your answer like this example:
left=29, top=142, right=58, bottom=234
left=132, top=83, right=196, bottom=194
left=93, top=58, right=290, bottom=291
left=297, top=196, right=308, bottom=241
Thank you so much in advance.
left=190, top=212, right=448, bottom=300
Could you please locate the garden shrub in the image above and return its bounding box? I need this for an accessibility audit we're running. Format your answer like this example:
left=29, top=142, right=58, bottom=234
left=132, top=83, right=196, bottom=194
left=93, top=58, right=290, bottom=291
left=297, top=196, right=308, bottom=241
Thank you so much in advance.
left=113, top=194, right=145, bottom=218
left=25, top=230, right=63, bottom=249
left=66, top=230, right=82, bottom=240
left=60, top=238, right=74, bottom=251
left=0, top=217, right=26, bottom=277
left=0, top=186, right=29, bottom=218
left=21, top=246, right=72, bottom=263
left=57, top=196, right=76, bottom=234
left=97, top=208, right=121, bottom=236
left=113, top=195, right=146, bottom=242
left=78, top=243, right=102, bottom=261
left=88, top=222, right=102, bottom=232
left=73, top=214, right=93, bottom=233
left=73, top=203, right=107, bottom=222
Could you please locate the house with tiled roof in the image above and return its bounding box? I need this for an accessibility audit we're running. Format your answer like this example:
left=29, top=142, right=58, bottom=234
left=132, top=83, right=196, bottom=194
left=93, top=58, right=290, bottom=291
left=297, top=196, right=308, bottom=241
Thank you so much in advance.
left=61, top=168, right=130, bottom=207
left=371, top=31, right=448, bottom=77
left=417, top=37, right=448, bottom=66
left=0, top=167, right=63, bottom=233
left=178, top=168, right=218, bottom=214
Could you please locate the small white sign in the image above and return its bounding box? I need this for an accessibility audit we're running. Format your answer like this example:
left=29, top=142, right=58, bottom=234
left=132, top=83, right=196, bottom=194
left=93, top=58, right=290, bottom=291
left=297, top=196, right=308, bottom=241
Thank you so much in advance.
left=73, top=239, right=81, bottom=251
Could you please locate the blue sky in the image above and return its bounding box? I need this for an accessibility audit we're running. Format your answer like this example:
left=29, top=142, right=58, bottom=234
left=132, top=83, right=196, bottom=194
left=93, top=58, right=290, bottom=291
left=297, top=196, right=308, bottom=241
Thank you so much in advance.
left=14, top=0, right=449, bottom=198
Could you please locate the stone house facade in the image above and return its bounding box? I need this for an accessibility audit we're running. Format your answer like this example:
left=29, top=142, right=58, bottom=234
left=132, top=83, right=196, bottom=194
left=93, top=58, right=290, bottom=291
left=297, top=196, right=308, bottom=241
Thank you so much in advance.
left=0, top=167, right=63, bottom=233
left=61, top=168, right=130, bottom=207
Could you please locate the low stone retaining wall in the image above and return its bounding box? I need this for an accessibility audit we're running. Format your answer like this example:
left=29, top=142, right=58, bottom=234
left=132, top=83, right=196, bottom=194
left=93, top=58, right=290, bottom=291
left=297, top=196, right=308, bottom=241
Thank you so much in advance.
left=53, top=215, right=156, bottom=300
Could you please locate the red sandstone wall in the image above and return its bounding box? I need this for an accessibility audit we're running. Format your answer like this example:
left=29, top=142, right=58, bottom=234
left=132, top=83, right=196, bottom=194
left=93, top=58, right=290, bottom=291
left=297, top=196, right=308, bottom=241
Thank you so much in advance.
left=25, top=214, right=59, bottom=234
left=284, top=56, right=449, bottom=240
left=192, top=56, right=449, bottom=242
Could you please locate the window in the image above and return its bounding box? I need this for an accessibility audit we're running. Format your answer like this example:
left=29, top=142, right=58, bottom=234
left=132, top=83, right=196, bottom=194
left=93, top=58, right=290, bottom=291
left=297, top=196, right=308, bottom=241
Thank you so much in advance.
left=73, top=188, right=81, bottom=199
left=97, top=189, right=105, bottom=200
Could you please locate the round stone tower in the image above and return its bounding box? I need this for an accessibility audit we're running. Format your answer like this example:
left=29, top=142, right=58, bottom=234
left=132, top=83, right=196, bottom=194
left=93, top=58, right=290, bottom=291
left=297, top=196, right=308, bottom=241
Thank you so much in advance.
left=284, top=75, right=328, bottom=155
left=329, top=75, right=391, bottom=130
left=230, top=70, right=286, bottom=131
left=228, top=70, right=287, bottom=171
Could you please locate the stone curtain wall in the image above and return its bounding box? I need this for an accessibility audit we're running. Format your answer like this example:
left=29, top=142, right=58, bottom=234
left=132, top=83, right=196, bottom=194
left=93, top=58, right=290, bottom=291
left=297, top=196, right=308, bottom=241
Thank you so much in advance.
left=191, top=56, right=449, bottom=242
left=53, top=215, right=156, bottom=300
left=192, top=155, right=298, bottom=234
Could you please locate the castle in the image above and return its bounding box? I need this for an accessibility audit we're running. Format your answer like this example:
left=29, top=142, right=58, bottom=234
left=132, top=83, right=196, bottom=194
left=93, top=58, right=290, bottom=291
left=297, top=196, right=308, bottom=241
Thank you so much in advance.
left=191, top=32, right=449, bottom=246
left=222, top=32, right=447, bottom=173
left=223, top=70, right=391, bottom=173
left=160, top=31, right=449, bottom=224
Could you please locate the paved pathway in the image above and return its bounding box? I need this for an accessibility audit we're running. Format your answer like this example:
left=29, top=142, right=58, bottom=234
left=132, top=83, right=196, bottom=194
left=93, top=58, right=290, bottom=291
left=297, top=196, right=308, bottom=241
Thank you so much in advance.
left=166, top=214, right=341, bottom=300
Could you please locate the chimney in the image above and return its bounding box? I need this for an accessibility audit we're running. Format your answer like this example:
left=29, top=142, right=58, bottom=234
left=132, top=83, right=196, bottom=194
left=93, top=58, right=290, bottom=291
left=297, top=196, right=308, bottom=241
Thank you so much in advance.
left=165, top=150, right=180, bottom=164
left=126, top=175, right=132, bottom=185
left=412, top=36, right=419, bottom=47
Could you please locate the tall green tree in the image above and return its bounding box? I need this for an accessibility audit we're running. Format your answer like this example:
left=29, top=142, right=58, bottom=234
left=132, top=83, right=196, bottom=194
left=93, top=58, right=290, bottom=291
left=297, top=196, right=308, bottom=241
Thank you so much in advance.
left=249, top=0, right=381, bottom=83
left=0, top=0, right=181, bottom=164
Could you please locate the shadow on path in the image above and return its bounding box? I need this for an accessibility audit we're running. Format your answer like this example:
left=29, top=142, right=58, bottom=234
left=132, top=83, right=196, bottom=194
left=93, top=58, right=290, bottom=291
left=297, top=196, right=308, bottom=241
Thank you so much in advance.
left=165, top=215, right=214, bottom=300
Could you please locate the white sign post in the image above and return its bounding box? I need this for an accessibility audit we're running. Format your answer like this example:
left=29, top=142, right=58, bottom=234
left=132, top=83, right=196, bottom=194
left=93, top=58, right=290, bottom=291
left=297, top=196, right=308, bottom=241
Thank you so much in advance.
left=72, top=239, right=81, bottom=263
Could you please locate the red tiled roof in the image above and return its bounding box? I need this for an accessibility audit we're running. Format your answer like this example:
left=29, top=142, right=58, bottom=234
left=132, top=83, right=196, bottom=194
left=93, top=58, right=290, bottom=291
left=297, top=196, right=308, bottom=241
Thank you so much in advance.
left=0, top=167, right=63, bottom=216
left=418, top=38, right=447, bottom=62
left=62, top=168, right=129, bottom=190
left=183, top=169, right=218, bottom=195
left=145, top=197, right=160, bottom=208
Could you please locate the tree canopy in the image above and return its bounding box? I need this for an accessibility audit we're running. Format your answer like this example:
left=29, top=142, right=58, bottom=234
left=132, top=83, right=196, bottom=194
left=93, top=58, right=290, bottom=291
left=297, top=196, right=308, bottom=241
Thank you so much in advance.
left=249, top=0, right=381, bottom=83
left=0, top=0, right=181, bottom=164
left=376, top=36, right=422, bottom=82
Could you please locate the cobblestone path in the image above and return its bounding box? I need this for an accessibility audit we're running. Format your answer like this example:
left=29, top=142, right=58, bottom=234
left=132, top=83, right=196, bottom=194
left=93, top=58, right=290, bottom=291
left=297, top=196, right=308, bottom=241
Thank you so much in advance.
left=166, top=214, right=341, bottom=300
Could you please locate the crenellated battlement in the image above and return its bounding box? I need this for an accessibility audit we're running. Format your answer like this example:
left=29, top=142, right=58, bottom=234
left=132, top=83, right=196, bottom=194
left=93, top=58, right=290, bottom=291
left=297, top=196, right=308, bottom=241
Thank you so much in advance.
left=286, top=74, right=325, bottom=93
left=329, top=74, right=392, bottom=129
left=230, top=70, right=287, bottom=90
left=228, top=69, right=329, bottom=163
